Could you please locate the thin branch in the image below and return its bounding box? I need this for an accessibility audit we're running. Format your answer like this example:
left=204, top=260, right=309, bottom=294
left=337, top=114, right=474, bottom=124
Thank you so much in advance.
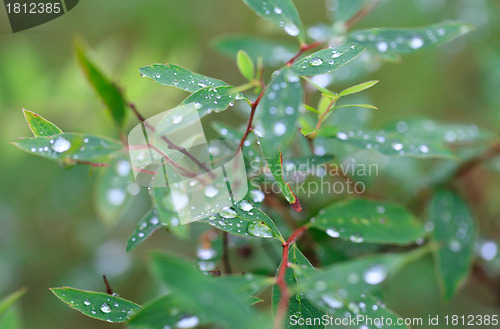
left=344, top=0, right=380, bottom=30
left=452, top=142, right=500, bottom=181
left=238, top=90, right=265, bottom=150
left=222, top=231, right=232, bottom=274
left=75, top=160, right=109, bottom=167
left=286, top=41, right=324, bottom=66
left=274, top=226, right=307, bottom=329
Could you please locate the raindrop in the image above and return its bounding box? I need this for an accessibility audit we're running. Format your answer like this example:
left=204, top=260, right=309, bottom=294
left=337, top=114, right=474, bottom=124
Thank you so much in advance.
left=350, top=234, right=364, bottom=243
left=52, top=137, right=71, bottom=153
left=376, top=206, right=385, bottom=214
left=172, top=115, right=183, bottom=125
left=84, top=299, right=91, bottom=306
left=376, top=41, right=388, bottom=53
left=197, top=247, right=217, bottom=260
left=419, top=145, right=429, bottom=153
left=250, top=190, right=265, bottom=203
left=100, top=303, right=112, bottom=313
left=321, top=294, right=343, bottom=309
left=391, top=142, right=403, bottom=151
left=238, top=200, right=253, bottom=212
left=284, top=23, right=300, bottom=36
left=396, top=121, right=408, bottom=133
left=273, top=122, right=286, bottom=136
left=310, top=58, right=323, bottom=66
left=337, top=132, right=348, bottom=140
left=107, top=189, right=126, bottom=206
left=116, top=160, right=131, bottom=177
left=247, top=221, right=274, bottom=238
left=273, top=7, right=282, bottom=14
left=448, top=239, right=462, bottom=252
left=363, top=265, right=387, bottom=285
left=285, top=106, right=295, bottom=115
left=204, top=185, right=219, bottom=198
left=409, top=36, right=424, bottom=49
left=480, top=241, right=498, bottom=261
left=326, top=228, right=340, bottom=238
left=331, top=51, right=343, bottom=58
left=176, top=316, right=200, bottom=329
left=219, top=206, right=237, bottom=219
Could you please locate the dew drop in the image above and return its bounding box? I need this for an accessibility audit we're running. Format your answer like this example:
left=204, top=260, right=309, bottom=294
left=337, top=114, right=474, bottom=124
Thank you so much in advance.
left=363, top=265, right=387, bottom=285
left=197, top=247, right=217, bottom=260
left=107, top=188, right=126, bottom=206
left=391, top=142, right=403, bottom=151
left=310, top=58, right=323, bottom=66
left=249, top=190, right=265, bottom=203
left=409, top=36, right=424, bottom=49
left=350, top=234, right=364, bottom=243
left=273, top=122, right=286, bottom=136
left=238, top=200, right=254, bottom=212
left=176, top=316, right=200, bottom=329
left=284, top=23, right=300, bottom=36
left=204, top=185, right=219, bottom=198
left=52, top=137, right=71, bottom=153
left=172, top=115, right=183, bottom=125
left=326, top=228, right=340, bottom=238
left=273, top=7, right=282, bottom=14
left=100, top=303, right=111, bottom=313
left=219, top=206, right=237, bottom=219
left=321, top=294, right=343, bottom=309
left=247, top=221, right=274, bottom=238
left=84, top=299, right=91, bottom=306
left=337, top=132, right=348, bottom=140
left=480, top=241, right=498, bottom=261
left=376, top=41, right=388, bottom=53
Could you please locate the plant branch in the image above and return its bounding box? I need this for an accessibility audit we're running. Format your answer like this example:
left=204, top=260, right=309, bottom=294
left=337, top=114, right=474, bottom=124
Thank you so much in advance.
left=452, top=142, right=500, bottom=181
left=222, top=231, right=232, bottom=274
left=344, top=0, right=380, bottom=30
left=238, top=90, right=265, bottom=150
left=286, top=41, right=324, bottom=66
left=274, top=226, right=307, bottom=329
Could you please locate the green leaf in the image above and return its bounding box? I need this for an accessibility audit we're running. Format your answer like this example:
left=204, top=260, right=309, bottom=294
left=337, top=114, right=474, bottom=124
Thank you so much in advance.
left=309, top=198, right=425, bottom=245
left=0, top=306, right=22, bottom=329
left=259, top=138, right=301, bottom=212
left=0, top=288, right=27, bottom=316
left=74, top=39, right=127, bottom=129
left=291, top=42, right=365, bottom=76
left=139, top=64, right=227, bottom=93
left=126, top=209, right=165, bottom=252
left=272, top=245, right=326, bottom=329
left=237, top=50, right=255, bottom=81
left=328, top=0, right=371, bottom=23
left=427, top=189, right=476, bottom=300
left=201, top=199, right=284, bottom=242
left=255, top=68, right=302, bottom=146
left=95, top=157, right=134, bottom=225
left=297, top=248, right=429, bottom=300
left=151, top=253, right=271, bottom=329
left=11, top=133, right=123, bottom=163
left=182, top=86, right=246, bottom=118
left=50, top=287, right=141, bottom=323
left=349, top=21, right=473, bottom=57
left=22, top=109, right=62, bottom=137
left=333, top=103, right=378, bottom=110
left=213, top=35, right=298, bottom=66
left=150, top=187, right=189, bottom=239
left=339, top=80, right=378, bottom=97
left=242, top=0, right=305, bottom=42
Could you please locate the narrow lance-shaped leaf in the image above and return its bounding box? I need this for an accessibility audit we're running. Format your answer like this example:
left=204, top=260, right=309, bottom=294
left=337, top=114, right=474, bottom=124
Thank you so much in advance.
left=11, top=133, right=123, bottom=163
left=339, top=80, right=378, bottom=97
left=74, top=39, right=127, bottom=129
left=272, top=245, right=326, bottom=329
left=349, top=21, right=473, bottom=57
left=427, top=189, right=476, bottom=300
left=201, top=199, right=284, bottom=242
left=149, top=187, right=189, bottom=240
left=308, top=198, right=425, bottom=245
left=213, top=36, right=298, bottom=66
left=95, top=157, right=135, bottom=225
left=291, top=42, right=365, bottom=76
left=237, top=50, right=255, bottom=81
left=0, top=288, right=27, bottom=316
left=150, top=253, right=272, bottom=329
left=126, top=209, right=165, bottom=252
left=139, top=63, right=227, bottom=93
left=22, top=109, right=62, bottom=137
left=242, top=0, right=305, bottom=42
left=182, top=86, right=247, bottom=118
left=50, top=287, right=141, bottom=323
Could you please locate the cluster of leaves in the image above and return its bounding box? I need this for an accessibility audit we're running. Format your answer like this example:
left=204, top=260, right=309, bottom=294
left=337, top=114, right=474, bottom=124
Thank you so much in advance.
left=10, top=0, right=499, bottom=329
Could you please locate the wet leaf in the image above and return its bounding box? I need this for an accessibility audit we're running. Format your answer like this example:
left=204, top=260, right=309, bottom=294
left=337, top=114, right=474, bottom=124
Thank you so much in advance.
left=150, top=187, right=188, bottom=239
left=50, top=287, right=141, bottom=323
left=126, top=209, right=165, bottom=252
left=182, top=86, right=247, bottom=118
left=291, top=42, right=365, bottom=76
left=22, top=109, right=62, bottom=137
left=139, top=63, right=227, bottom=93
left=242, top=0, right=304, bottom=42
left=427, top=189, right=476, bottom=300
left=74, top=39, right=127, bottom=129
left=309, top=198, right=425, bottom=245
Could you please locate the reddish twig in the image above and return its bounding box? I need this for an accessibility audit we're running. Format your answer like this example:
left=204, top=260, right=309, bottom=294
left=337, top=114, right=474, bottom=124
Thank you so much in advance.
left=344, top=0, right=380, bottom=30
left=286, top=41, right=324, bottom=66
left=75, top=160, right=109, bottom=167
left=275, top=226, right=307, bottom=329
left=102, top=275, right=113, bottom=295
left=238, top=90, right=265, bottom=150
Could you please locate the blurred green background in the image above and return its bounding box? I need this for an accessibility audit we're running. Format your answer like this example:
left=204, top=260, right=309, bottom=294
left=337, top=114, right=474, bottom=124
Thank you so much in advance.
left=1, top=1, right=500, bottom=328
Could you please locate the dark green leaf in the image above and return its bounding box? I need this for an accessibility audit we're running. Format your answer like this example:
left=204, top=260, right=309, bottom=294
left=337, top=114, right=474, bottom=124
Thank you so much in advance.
left=11, top=133, right=123, bottom=163
left=126, top=209, right=165, bottom=252
left=349, top=21, right=473, bottom=57
left=242, top=0, right=305, bottom=42
left=151, top=253, right=271, bottom=329
left=50, top=287, right=141, bottom=323
left=213, top=36, right=298, bottom=66
left=237, top=50, right=255, bottom=81
left=427, top=189, right=476, bottom=300
left=309, top=198, right=425, bottom=245
left=201, top=199, right=284, bottom=242
left=74, top=40, right=127, bottom=129
left=291, top=42, right=365, bottom=76
left=139, top=64, right=227, bottom=93
left=22, top=109, right=62, bottom=137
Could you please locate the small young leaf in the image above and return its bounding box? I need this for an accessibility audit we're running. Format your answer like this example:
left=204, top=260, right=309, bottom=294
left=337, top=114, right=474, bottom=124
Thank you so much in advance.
left=242, top=0, right=305, bottom=42
left=22, top=109, right=62, bottom=137
left=213, top=35, right=298, bottom=66
left=0, top=288, right=27, bottom=316
left=339, top=80, right=379, bottom=97
left=309, top=198, right=425, bottom=245
left=182, top=86, right=246, bottom=118
left=201, top=199, right=284, bottom=242
left=237, top=50, right=255, bottom=81
left=11, top=133, right=123, bottom=163
left=291, top=42, right=365, bottom=76
left=333, top=103, right=378, bottom=110
left=349, top=21, right=473, bottom=56
left=74, top=39, right=127, bottom=129
left=427, top=189, right=476, bottom=300
left=50, top=287, right=141, bottom=323
left=95, top=157, right=134, bottom=225
left=139, top=63, right=227, bottom=93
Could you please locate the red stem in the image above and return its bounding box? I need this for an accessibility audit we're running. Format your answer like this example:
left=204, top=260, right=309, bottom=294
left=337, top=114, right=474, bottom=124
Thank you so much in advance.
left=274, top=226, right=307, bottom=329
left=286, top=41, right=324, bottom=66
left=238, top=90, right=265, bottom=150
